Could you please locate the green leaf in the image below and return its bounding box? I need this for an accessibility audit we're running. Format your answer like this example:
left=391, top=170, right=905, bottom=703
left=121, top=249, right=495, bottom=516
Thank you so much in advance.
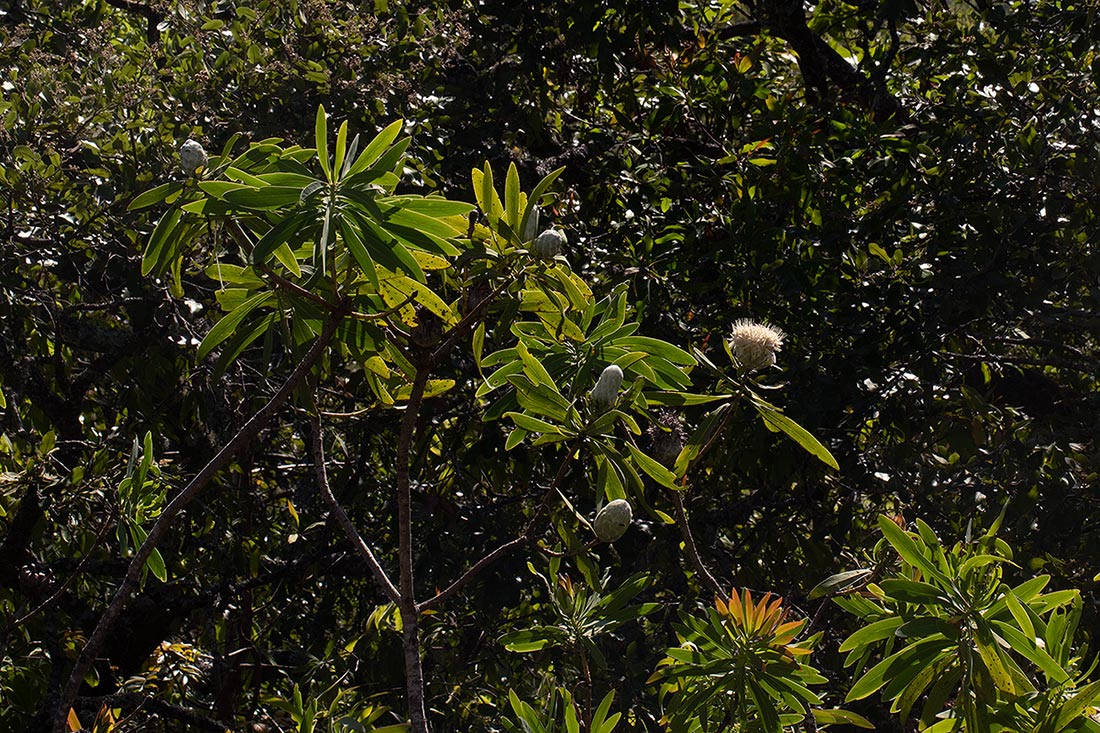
left=505, top=162, right=521, bottom=231
left=520, top=166, right=565, bottom=238
left=974, top=617, right=1015, bottom=694
left=505, top=428, right=528, bottom=451
left=474, top=162, right=504, bottom=223
left=992, top=620, right=1070, bottom=685
left=591, top=691, right=618, bottom=733
left=316, top=105, right=332, bottom=181
left=838, top=616, right=904, bottom=653
left=472, top=322, right=485, bottom=368
left=1055, top=679, right=1100, bottom=732
left=196, top=291, right=275, bottom=360
left=141, top=206, right=183, bottom=276
left=345, top=119, right=403, bottom=178
left=612, top=336, right=696, bottom=365
left=1004, top=589, right=1035, bottom=640
left=811, top=709, right=874, bottom=729
left=752, top=400, right=839, bottom=471
left=876, top=516, right=952, bottom=589
left=810, top=569, right=872, bottom=599
left=221, top=186, right=303, bottom=209
left=845, top=636, right=952, bottom=702
left=339, top=217, right=379, bottom=289
left=878, top=578, right=949, bottom=606
left=129, top=181, right=185, bottom=210
left=334, top=120, right=348, bottom=178
left=504, top=412, right=566, bottom=435
left=146, top=547, right=167, bottom=583
left=625, top=443, right=679, bottom=489
left=251, top=211, right=312, bottom=266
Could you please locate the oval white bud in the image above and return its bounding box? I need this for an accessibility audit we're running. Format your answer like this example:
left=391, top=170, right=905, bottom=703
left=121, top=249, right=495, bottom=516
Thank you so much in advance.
left=179, top=139, right=208, bottom=177
left=523, top=207, right=540, bottom=242
left=532, top=228, right=566, bottom=259
left=589, top=364, right=623, bottom=409
left=594, top=499, right=633, bottom=542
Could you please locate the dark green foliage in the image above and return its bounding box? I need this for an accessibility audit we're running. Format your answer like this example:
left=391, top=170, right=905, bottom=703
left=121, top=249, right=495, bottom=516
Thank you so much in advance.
left=1, top=1, right=1097, bottom=732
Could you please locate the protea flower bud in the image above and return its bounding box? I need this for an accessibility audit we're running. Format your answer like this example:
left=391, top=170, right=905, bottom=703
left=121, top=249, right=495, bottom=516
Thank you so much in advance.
left=593, top=499, right=633, bottom=542
left=523, top=207, right=540, bottom=242
left=647, top=409, right=686, bottom=466
left=179, top=139, right=208, bottom=176
left=589, top=364, right=623, bottom=409
left=532, top=228, right=566, bottom=259
left=728, top=320, right=785, bottom=371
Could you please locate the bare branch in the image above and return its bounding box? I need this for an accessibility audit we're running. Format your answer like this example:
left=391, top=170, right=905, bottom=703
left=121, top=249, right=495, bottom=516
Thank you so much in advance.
left=670, top=490, right=724, bottom=598
left=309, top=414, right=400, bottom=605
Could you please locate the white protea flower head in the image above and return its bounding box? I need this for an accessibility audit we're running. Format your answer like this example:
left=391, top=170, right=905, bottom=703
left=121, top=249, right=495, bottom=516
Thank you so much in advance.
left=593, top=499, right=633, bottom=542
left=179, top=139, right=208, bottom=177
left=532, top=228, right=566, bottom=259
left=728, top=320, right=785, bottom=371
left=523, top=207, right=540, bottom=242
left=589, top=364, right=623, bottom=409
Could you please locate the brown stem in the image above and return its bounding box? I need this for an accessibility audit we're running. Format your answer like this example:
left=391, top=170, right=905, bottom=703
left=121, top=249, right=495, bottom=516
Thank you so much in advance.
left=579, top=645, right=593, bottom=733
left=397, top=361, right=432, bottom=733
left=53, top=309, right=346, bottom=733
left=258, top=262, right=340, bottom=311
left=670, top=490, right=723, bottom=598
left=309, top=414, right=400, bottom=605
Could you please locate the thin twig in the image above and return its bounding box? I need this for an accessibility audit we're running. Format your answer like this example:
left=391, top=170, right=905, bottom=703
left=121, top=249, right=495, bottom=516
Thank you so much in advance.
left=669, top=490, right=724, bottom=598
left=9, top=514, right=114, bottom=630
left=310, top=414, right=400, bottom=604
left=417, top=449, right=575, bottom=612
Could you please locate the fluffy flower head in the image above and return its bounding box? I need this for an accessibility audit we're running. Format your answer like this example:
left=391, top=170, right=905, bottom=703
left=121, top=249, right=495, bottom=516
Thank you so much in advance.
left=729, top=320, right=785, bottom=371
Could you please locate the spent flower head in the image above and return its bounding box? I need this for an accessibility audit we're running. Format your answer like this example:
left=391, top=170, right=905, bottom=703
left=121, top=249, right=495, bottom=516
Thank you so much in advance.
left=179, top=139, right=208, bottom=177
left=728, top=320, right=785, bottom=371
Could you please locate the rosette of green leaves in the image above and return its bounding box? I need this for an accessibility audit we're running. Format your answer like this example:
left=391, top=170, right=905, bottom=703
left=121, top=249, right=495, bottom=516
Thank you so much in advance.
left=651, top=589, right=865, bottom=732
left=116, top=431, right=167, bottom=584
left=834, top=515, right=1100, bottom=732
left=503, top=688, right=621, bottom=733
left=499, top=565, right=658, bottom=670
left=130, top=106, right=473, bottom=394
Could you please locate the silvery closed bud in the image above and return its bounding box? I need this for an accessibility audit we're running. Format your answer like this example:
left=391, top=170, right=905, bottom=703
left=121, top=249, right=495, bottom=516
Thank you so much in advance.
left=593, top=499, right=633, bottom=542
left=179, top=139, right=208, bottom=177
left=523, top=207, right=540, bottom=242
left=589, top=364, right=623, bottom=409
left=532, top=228, right=566, bottom=259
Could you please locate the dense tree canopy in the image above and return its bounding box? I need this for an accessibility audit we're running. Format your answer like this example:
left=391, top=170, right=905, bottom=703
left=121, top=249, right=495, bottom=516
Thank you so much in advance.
left=1, top=1, right=1098, bottom=732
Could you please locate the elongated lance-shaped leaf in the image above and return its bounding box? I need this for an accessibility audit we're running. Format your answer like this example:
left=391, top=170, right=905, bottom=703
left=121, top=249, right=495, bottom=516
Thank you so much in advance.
left=752, top=398, right=839, bottom=470
left=505, top=162, right=521, bottom=231
left=344, top=119, right=403, bottom=178
left=142, top=206, right=183, bottom=276
left=197, top=291, right=275, bottom=360
left=520, top=166, right=566, bottom=238
left=876, top=516, right=953, bottom=588
left=129, top=181, right=185, bottom=210
left=315, top=105, right=332, bottom=182
left=333, top=120, right=348, bottom=178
